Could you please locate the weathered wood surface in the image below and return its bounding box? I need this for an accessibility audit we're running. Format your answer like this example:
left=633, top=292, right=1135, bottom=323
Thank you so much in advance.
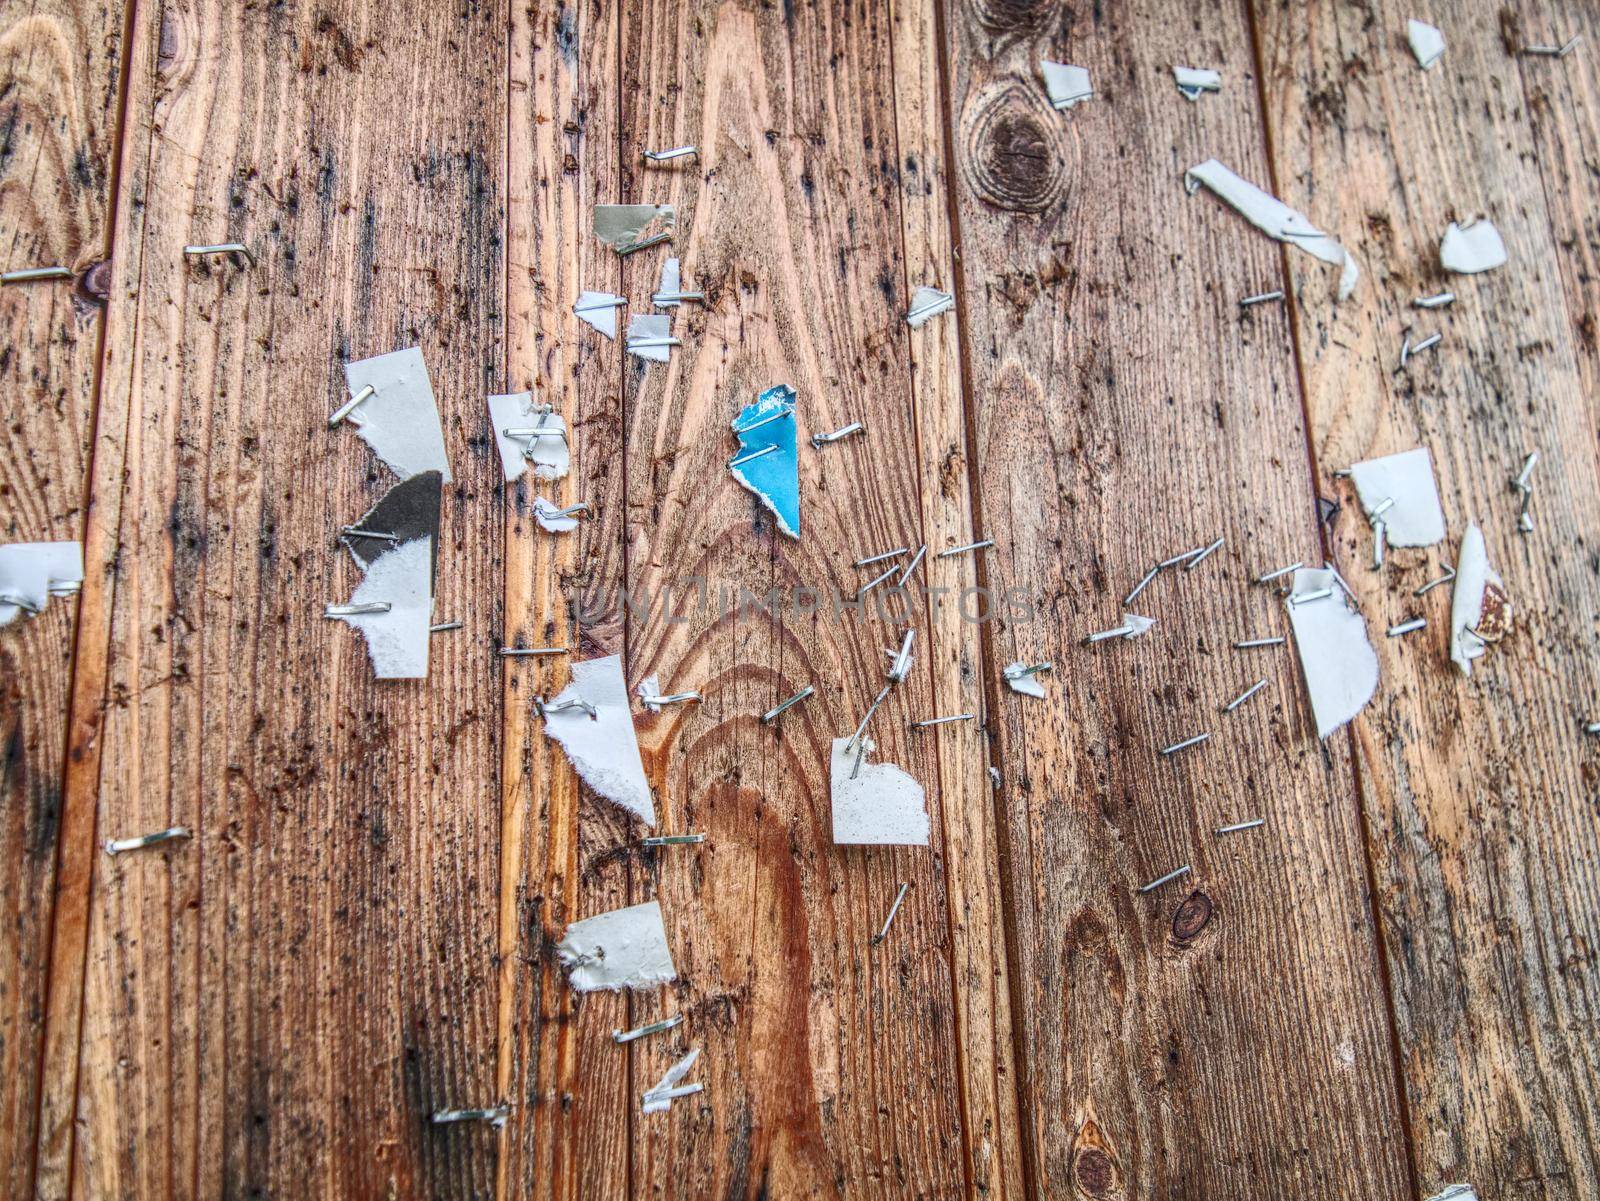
left=3, top=0, right=1599, bottom=1198
left=42, top=2, right=509, bottom=1197
left=943, top=1, right=1415, bottom=1197
left=1254, top=2, right=1600, bottom=1198
left=0, top=1, right=125, bottom=1197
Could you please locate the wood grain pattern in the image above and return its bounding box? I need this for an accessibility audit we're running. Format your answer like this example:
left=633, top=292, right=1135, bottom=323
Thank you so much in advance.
left=0, top=1, right=126, bottom=1196
left=496, top=2, right=633, bottom=1198
left=942, top=0, right=1413, bottom=1195
left=614, top=1, right=973, bottom=1194
left=1253, top=2, right=1600, bottom=1196
left=44, top=2, right=509, bottom=1196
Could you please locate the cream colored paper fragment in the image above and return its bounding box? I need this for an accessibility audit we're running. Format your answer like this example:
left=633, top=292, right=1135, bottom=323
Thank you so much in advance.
left=557, top=901, right=676, bottom=992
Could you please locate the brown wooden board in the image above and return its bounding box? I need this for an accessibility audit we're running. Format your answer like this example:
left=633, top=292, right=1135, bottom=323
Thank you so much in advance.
left=1254, top=2, right=1600, bottom=1196
left=496, top=1, right=634, bottom=1197
left=611, top=0, right=978, bottom=1194
left=942, top=1, right=1413, bottom=1196
left=43, top=3, right=509, bottom=1196
left=0, top=1, right=127, bottom=1196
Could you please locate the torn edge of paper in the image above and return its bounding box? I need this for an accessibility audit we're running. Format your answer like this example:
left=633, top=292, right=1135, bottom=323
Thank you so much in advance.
left=627, top=313, right=674, bottom=363
left=830, top=736, right=929, bottom=846
left=642, top=1048, right=701, bottom=1114
left=1041, top=60, right=1092, bottom=109
left=655, top=258, right=685, bottom=308
left=906, top=285, right=954, bottom=327
left=1349, top=447, right=1445, bottom=546
left=1003, top=661, right=1047, bottom=698
left=729, top=384, right=800, bottom=540
left=1285, top=567, right=1378, bottom=738
left=0, top=541, right=83, bottom=627
left=343, top=346, right=452, bottom=483
left=594, top=204, right=675, bottom=254
left=1450, top=522, right=1510, bottom=676
left=488, top=392, right=569, bottom=483
left=1424, top=1186, right=1478, bottom=1201
left=532, top=497, right=581, bottom=533
left=543, top=654, right=656, bottom=825
left=574, top=291, right=624, bottom=339
left=1184, top=158, right=1360, bottom=300
left=1439, top=220, right=1506, bottom=274
left=557, top=900, right=676, bottom=992
left=1407, top=19, right=1445, bottom=69
left=1173, top=66, right=1222, bottom=99
left=335, top=536, right=434, bottom=679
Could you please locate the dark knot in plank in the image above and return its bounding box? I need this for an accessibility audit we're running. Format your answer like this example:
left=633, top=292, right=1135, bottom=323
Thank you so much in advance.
left=966, top=0, right=1063, bottom=37
left=961, top=82, right=1068, bottom=213
left=1171, top=890, right=1214, bottom=943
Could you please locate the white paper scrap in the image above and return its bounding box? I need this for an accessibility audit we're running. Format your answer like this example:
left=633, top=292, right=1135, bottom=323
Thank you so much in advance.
left=574, top=291, right=624, bottom=339
left=336, top=537, right=433, bottom=679
left=1041, top=60, right=1092, bottom=110
left=627, top=313, right=674, bottom=363
left=343, top=347, right=452, bottom=483
left=1349, top=447, right=1445, bottom=546
left=830, top=736, right=929, bottom=846
left=532, top=497, right=580, bottom=534
left=0, top=541, right=83, bottom=627
left=1004, top=661, right=1047, bottom=698
left=557, top=900, right=676, bottom=992
left=1185, top=159, right=1360, bottom=300
left=1286, top=567, right=1378, bottom=738
left=1122, top=613, right=1156, bottom=638
left=488, top=392, right=570, bottom=483
left=1439, top=220, right=1506, bottom=274
left=543, top=654, right=655, bottom=825
left=1450, top=523, right=1507, bottom=676
left=1173, top=66, right=1222, bottom=99
left=906, top=285, right=954, bottom=327
left=1407, top=19, right=1445, bottom=69
left=1424, top=1187, right=1478, bottom=1201
left=655, top=258, right=683, bottom=308
left=642, top=1048, right=701, bottom=1114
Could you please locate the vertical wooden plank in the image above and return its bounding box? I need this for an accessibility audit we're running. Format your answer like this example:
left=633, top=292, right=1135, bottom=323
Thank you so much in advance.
left=497, top=1, right=632, bottom=1198
left=1254, top=3, right=1600, bottom=1197
left=888, top=0, right=1024, bottom=1195
left=943, top=0, right=1412, bottom=1196
left=0, top=1, right=127, bottom=1196
left=616, top=1, right=970, bottom=1195
left=47, top=1, right=509, bottom=1196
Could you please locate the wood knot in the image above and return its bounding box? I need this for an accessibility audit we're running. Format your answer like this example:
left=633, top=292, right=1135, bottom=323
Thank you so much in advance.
left=1171, top=890, right=1213, bottom=943
left=1070, top=1118, right=1122, bottom=1197
left=966, top=0, right=1062, bottom=36
left=961, top=82, right=1068, bottom=213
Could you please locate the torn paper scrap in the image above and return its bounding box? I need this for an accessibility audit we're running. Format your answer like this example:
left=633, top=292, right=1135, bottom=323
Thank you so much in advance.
left=654, top=258, right=685, bottom=308
left=334, top=537, right=433, bottom=679
left=341, top=471, right=442, bottom=587
left=1173, top=66, right=1222, bottom=99
left=532, top=497, right=581, bottom=534
left=642, top=1048, right=701, bottom=1114
left=557, top=900, right=676, bottom=992
left=488, top=392, right=569, bottom=483
left=1439, top=220, right=1506, bottom=274
left=1349, top=447, right=1445, bottom=547
left=574, top=291, right=624, bottom=339
left=1424, top=1187, right=1478, bottom=1201
left=1285, top=567, right=1378, bottom=738
left=594, top=204, right=675, bottom=255
left=343, top=347, right=452, bottom=483
left=729, top=384, right=800, bottom=539
left=906, top=285, right=954, bottom=327
left=1185, top=159, right=1360, bottom=300
left=543, top=654, right=655, bottom=825
left=627, top=313, right=675, bottom=363
left=1407, top=19, right=1445, bottom=68
left=830, top=736, right=929, bottom=846
left=1003, top=661, right=1048, bottom=697
left=1450, top=523, right=1510, bottom=676
left=1041, top=60, right=1092, bottom=110
left=0, top=541, right=83, bottom=627
left=1122, top=613, right=1156, bottom=639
